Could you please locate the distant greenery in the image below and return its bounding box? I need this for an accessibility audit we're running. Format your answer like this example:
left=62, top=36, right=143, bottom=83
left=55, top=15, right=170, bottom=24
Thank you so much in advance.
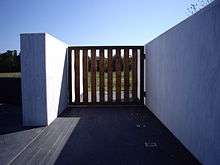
left=187, top=0, right=214, bottom=15
left=87, top=72, right=132, bottom=91
left=87, top=56, right=132, bottom=72
left=0, top=50, right=20, bottom=73
left=0, top=72, right=20, bottom=78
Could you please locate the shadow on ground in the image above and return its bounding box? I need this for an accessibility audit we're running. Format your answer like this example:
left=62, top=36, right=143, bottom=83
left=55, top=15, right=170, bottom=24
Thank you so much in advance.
left=0, top=104, right=44, bottom=164
left=0, top=104, right=37, bottom=135
left=54, top=106, right=200, bottom=165
left=2, top=105, right=200, bottom=165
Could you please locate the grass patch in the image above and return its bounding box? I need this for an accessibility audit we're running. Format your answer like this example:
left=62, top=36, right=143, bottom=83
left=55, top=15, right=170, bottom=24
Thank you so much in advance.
left=0, top=72, right=21, bottom=78
left=0, top=72, right=132, bottom=91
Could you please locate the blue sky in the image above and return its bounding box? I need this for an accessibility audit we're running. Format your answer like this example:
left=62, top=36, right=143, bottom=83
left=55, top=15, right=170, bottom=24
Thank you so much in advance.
left=0, top=0, right=195, bottom=53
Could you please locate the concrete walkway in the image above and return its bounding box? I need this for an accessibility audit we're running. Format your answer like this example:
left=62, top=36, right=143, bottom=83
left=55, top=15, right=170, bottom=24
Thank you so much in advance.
left=0, top=105, right=200, bottom=165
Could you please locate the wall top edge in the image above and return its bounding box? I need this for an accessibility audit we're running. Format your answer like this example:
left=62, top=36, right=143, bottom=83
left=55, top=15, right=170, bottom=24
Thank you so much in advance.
left=20, top=33, right=68, bottom=46
left=45, top=33, right=68, bottom=46
left=20, top=33, right=46, bottom=36
left=144, top=0, right=219, bottom=46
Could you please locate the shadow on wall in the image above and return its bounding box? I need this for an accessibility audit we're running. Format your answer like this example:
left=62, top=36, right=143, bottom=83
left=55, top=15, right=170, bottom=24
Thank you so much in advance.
left=58, top=50, right=69, bottom=115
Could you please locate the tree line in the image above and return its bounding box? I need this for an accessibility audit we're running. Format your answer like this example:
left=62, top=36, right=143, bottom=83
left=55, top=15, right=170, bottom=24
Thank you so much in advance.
left=0, top=50, right=20, bottom=72
left=187, top=0, right=214, bottom=15
left=0, top=50, right=133, bottom=73
left=88, top=56, right=133, bottom=72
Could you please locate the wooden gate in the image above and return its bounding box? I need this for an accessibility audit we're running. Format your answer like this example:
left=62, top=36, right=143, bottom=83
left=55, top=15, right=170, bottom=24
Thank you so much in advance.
left=68, top=46, right=144, bottom=105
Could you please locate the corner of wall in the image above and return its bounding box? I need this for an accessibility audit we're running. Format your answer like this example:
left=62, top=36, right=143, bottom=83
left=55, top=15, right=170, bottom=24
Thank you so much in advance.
left=20, top=33, right=69, bottom=126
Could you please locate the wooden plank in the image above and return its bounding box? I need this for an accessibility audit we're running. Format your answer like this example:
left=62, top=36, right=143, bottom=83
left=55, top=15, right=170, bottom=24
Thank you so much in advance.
left=74, top=49, right=80, bottom=103
left=115, top=48, right=121, bottom=102
left=132, top=48, right=137, bottom=101
left=91, top=48, right=96, bottom=103
left=83, top=48, right=88, bottom=102
left=124, top=48, right=129, bottom=102
left=99, top=48, right=105, bottom=103
left=108, top=49, right=113, bottom=102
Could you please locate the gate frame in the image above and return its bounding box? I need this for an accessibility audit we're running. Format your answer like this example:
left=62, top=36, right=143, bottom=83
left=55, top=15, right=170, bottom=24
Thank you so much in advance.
left=68, top=46, right=145, bottom=106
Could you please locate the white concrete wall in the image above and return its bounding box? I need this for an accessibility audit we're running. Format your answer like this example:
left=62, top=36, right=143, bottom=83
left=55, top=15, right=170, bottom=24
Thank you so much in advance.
left=144, top=1, right=220, bottom=165
left=20, top=33, right=69, bottom=126
left=45, top=34, right=69, bottom=124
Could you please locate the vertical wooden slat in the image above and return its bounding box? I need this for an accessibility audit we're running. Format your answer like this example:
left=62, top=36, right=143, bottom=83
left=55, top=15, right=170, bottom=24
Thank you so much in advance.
left=132, top=48, right=137, bottom=101
left=91, top=48, right=96, bottom=103
left=115, top=48, right=121, bottom=102
left=68, top=46, right=143, bottom=105
left=108, top=49, right=113, bottom=102
left=83, top=48, right=88, bottom=102
left=74, top=48, right=80, bottom=103
left=99, top=48, right=105, bottom=103
left=124, top=48, right=129, bottom=102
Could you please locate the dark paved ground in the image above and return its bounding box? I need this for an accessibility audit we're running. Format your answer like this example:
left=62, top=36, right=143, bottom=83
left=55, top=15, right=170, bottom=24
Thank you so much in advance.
left=80, top=91, right=133, bottom=102
left=0, top=104, right=44, bottom=164
left=0, top=105, right=200, bottom=165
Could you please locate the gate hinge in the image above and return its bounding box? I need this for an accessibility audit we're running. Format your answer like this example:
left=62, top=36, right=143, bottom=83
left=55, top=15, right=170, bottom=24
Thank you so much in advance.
left=143, top=53, right=146, bottom=59
left=143, top=91, right=147, bottom=97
